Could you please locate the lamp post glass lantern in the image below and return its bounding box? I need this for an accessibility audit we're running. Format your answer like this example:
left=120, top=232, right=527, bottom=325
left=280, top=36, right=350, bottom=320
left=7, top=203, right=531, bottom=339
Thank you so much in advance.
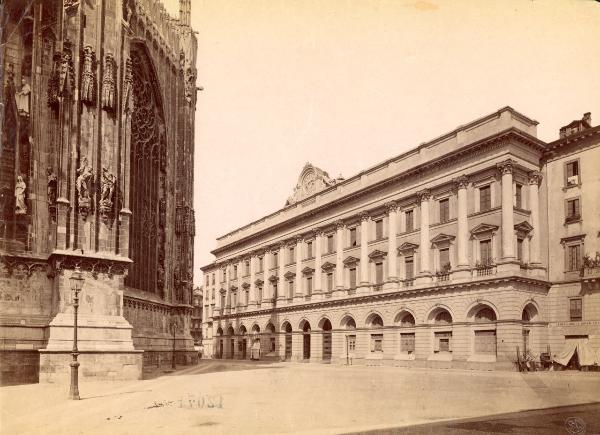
left=69, top=266, right=85, bottom=400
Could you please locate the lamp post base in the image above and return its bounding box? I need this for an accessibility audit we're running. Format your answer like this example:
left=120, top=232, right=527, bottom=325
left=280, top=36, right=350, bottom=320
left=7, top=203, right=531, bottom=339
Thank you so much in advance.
left=68, top=358, right=80, bottom=400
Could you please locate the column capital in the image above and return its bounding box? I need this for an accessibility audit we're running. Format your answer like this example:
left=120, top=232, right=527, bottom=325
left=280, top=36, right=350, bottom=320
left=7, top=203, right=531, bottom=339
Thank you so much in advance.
left=452, top=174, right=469, bottom=190
left=313, top=227, right=326, bottom=238
left=334, top=219, right=345, bottom=230
left=359, top=211, right=370, bottom=222
left=417, top=189, right=431, bottom=202
left=385, top=201, right=399, bottom=213
left=496, top=158, right=516, bottom=175
left=528, top=170, right=543, bottom=185
left=294, top=235, right=304, bottom=244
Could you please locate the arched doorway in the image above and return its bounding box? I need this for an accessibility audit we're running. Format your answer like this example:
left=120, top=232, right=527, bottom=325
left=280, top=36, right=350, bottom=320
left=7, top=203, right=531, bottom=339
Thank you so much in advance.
left=226, top=325, right=235, bottom=359
left=522, top=303, right=539, bottom=354
left=320, top=318, right=333, bottom=361
left=366, top=313, right=384, bottom=354
left=282, top=321, right=293, bottom=360
left=251, top=324, right=261, bottom=360
left=395, top=311, right=416, bottom=355
left=216, top=326, right=224, bottom=359
left=428, top=308, right=453, bottom=354
left=300, top=320, right=311, bottom=360
left=340, top=315, right=357, bottom=361
left=470, top=305, right=498, bottom=357
left=266, top=323, right=276, bottom=354
left=239, top=325, right=247, bottom=359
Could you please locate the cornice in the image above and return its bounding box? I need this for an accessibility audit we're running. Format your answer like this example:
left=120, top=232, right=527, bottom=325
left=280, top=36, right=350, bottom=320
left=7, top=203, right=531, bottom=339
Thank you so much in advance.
left=210, top=128, right=546, bottom=259
left=213, top=275, right=550, bottom=320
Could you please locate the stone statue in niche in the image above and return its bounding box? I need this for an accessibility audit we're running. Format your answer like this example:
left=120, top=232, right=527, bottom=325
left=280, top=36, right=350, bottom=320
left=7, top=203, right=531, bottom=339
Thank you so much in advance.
left=15, top=79, right=31, bottom=116
left=122, top=57, right=133, bottom=114
left=80, top=45, right=96, bottom=105
left=101, top=54, right=116, bottom=111
left=76, top=157, right=93, bottom=219
left=59, top=42, right=74, bottom=97
left=184, top=67, right=196, bottom=105
left=15, top=176, right=27, bottom=215
left=99, top=167, right=116, bottom=224
left=47, top=168, right=57, bottom=221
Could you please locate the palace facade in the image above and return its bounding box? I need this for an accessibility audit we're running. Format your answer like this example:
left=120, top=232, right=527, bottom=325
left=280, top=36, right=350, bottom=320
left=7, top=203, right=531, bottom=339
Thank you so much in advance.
left=1, top=0, right=198, bottom=384
left=201, top=107, right=600, bottom=370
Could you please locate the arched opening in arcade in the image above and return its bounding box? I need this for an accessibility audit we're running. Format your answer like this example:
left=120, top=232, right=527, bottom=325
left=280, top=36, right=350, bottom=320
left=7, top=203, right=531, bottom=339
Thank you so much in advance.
left=250, top=324, right=261, bottom=360
left=300, top=320, right=311, bottom=360
left=395, top=311, right=416, bottom=355
left=226, top=325, right=235, bottom=359
left=428, top=308, right=453, bottom=354
left=238, top=325, right=247, bottom=359
left=521, top=303, right=539, bottom=354
left=319, top=318, right=333, bottom=361
left=266, top=323, right=276, bottom=354
left=216, top=326, right=224, bottom=359
left=468, top=304, right=498, bottom=357
left=366, top=313, right=384, bottom=354
left=282, top=321, right=293, bottom=360
left=340, top=315, right=357, bottom=361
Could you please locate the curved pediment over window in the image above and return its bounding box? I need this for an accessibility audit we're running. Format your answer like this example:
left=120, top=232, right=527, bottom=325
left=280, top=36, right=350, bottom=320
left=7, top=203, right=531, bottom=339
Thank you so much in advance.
left=285, top=163, right=343, bottom=206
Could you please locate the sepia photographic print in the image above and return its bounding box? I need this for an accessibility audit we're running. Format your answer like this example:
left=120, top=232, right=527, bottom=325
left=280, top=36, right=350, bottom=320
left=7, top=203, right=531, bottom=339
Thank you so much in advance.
left=1, top=0, right=599, bottom=434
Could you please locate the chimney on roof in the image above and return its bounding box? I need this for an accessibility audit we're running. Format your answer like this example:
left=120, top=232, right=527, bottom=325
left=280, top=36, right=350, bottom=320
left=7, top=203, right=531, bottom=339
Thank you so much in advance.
left=582, top=112, right=592, bottom=127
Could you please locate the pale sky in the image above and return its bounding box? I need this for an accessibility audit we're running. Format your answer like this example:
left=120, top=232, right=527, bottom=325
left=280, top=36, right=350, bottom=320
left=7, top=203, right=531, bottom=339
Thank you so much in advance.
left=164, top=0, right=600, bottom=286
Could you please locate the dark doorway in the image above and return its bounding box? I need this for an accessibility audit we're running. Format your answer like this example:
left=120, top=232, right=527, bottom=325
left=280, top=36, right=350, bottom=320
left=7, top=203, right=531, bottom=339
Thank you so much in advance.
left=283, top=322, right=292, bottom=360
left=302, top=321, right=311, bottom=360
left=219, top=340, right=223, bottom=359
left=230, top=339, right=235, bottom=359
left=322, top=319, right=332, bottom=361
left=241, top=339, right=247, bottom=359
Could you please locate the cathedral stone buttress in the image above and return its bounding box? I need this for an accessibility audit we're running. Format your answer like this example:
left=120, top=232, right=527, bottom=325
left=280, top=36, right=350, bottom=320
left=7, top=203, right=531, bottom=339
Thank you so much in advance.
left=0, top=0, right=198, bottom=384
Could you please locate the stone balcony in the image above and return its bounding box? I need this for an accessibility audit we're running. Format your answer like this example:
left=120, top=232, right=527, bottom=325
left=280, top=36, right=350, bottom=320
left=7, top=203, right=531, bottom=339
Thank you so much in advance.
left=581, top=266, right=600, bottom=283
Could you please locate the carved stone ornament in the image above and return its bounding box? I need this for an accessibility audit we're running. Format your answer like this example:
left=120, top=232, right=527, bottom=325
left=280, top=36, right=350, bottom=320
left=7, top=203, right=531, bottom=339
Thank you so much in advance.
left=101, top=54, right=117, bottom=111
left=453, top=174, right=469, bottom=190
left=14, top=175, right=27, bottom=215
left=58, top=41, right=74, bottom=98
left=417, top=189, right=431, bottom=202
left=385, top=201, right=399, bottom=213
left=99, top=167, right=116, bottom=224
left=122, top=57, right=133, bottom=114
left=496, top=159, right=515, bottom=176
left=80, top=45, right=96, bottom=106
left=285, top=163, right=340, bottom=206
left=47, top=168, right=57, bottom=221
left=76, top=157, right=94, bottom=219
left=528, top=170, right=543, bottom=185
left=184, top=66, right=196, bottom=105
left=47, top=53, right=61, bottom=109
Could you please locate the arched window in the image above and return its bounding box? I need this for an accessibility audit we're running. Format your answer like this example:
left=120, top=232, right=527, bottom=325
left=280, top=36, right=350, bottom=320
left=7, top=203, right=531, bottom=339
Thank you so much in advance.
left=434, top=310, right=452, bottom=325
left=399, top=313, right=416, bottom=327
left=367, top=314, right=384, bottom=328
left=475, top=307, right=497, bottom=323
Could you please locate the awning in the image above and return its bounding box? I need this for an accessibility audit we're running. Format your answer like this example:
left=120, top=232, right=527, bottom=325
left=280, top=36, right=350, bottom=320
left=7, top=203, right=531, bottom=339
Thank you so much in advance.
left=554, top=339, right=600, bottom=366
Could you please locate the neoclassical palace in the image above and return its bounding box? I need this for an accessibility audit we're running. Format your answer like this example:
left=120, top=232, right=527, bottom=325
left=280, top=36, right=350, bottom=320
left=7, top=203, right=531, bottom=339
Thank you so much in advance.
left=201, top=107, right=600, bottom=370
left=1, top=0, right=198, bottom=384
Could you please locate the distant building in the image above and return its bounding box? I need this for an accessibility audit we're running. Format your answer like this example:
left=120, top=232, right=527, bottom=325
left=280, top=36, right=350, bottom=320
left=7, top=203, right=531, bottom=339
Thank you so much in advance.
left=191, top=287, right=203, bottom=345
left=201, top=107, right=600, bottom=369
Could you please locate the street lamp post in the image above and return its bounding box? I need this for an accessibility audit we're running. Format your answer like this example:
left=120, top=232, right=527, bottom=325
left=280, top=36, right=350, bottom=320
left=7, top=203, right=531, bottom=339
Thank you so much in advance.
left=171, top=318, right=177, bottom=369
left=68, top=266, right=84, bottom=400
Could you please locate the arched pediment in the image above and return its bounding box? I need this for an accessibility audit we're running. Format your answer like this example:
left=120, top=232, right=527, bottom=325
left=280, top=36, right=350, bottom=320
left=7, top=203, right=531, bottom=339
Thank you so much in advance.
left=285, top=163, right=341, bottom=206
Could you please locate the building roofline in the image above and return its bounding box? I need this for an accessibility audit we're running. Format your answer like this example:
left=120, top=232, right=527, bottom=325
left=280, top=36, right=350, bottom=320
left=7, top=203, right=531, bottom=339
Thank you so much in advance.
left=207, top=127, right=545, bottom=260
left=214, top=107, right=540, bottom=245
left=545, top=125, right=600, bottom=152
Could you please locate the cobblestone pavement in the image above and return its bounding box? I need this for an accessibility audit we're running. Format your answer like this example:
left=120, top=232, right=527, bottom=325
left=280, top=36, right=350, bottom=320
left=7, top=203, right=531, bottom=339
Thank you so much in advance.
left=1, top=361, right=599, bottom=435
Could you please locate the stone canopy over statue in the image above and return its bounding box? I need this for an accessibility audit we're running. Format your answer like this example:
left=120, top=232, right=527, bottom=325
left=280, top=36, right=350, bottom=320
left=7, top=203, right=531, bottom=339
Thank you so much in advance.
left=285, top=163, right=344, bottom=206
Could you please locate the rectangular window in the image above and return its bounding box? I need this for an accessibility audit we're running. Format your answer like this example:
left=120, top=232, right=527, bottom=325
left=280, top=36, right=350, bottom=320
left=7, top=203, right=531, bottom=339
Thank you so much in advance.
left=220, top=293, right=225, bottom=307
left=349, top=228, right=357, bottom=247
left=205, top=275, right=209, bottom=286
left=245, top=260, right=250, bottom=275
left=566, top=198, right=581, bottom=222
left=273, top=283, right=278, bottom=298
left=567, top=244, right=581, bottom=271
left=306, top=276, right=312, bottom=295
left=326, top=272, right=333, bottom=291
left=474, top=330, right=497, bottom=354
left=405, top=210, right=414, bottom=232
left=434, top=331, right=452, bottom=352
left=375, top=219, right=384, bottom=240
left=288, top=280, right=294, bottom=298
left=515, top=184, right=523, bottom=209
left=517, top=238, right=523, bottom=261
left=371, top=334, right=383, bottom=352
left=439, top=198, right=450, bottom=223
left=233, top=265, right=238, bottom=278
left=244, top=290, right=249, bottom=305
left=212, top=273, right=215, bottom=285
left=222, top=269, right=226, bottom=282
left=327, top=235, right=334, bottom=253
left=257, top=286, right=263, bottom=302
left=479, top=185, right=491, bottom=211
left=570, top=298, right=582, bottom=321
left=347, top=335, right=356, bottom=352
left=566, top=161, right=580, bottom=186
left=232, top=292, right=237, bottom=307
left=349, top=267, right=357, bottom=288
left=289, top=246, right=295, bottom=263
left=258, top=256, right=263, bottom=272
left=439, top=248, right=450, bottom=270
left=400, top=333, right=415, bottom=354
left=273, top=252, right=279, bottom=268
left=375, top=262, right=384, bottom=284
left=405, top=256, right=414, bottom=280
left=306, top=241, right=313, bottom=258
left=480, top=239, right=492, bottom=264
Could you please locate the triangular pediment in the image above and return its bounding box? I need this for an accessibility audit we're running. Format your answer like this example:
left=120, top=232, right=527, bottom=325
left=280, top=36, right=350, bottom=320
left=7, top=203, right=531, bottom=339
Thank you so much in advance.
left=321, top=261, right=336, bottom=271
left=254, top=278, right=264, bottom=286
left=368, top=249, right=387, bottom=260
left=301, top=266, right=315, bottom=275
left=229, top=284, right=238, bottom=291
left=398, top=242, right=419, bottom=253
left=470, top=223, right=499, bottom=235
left=343, top=256, right=360, bottom=265
left=431, top=233, right=455, bottom=244
left=241, top=281, right=250, bottom=289
left=268, top=275, right=279, bottom=283
left=284, top=271, right=296, bottom=279
left=514, top=221, right=534, bottom=233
